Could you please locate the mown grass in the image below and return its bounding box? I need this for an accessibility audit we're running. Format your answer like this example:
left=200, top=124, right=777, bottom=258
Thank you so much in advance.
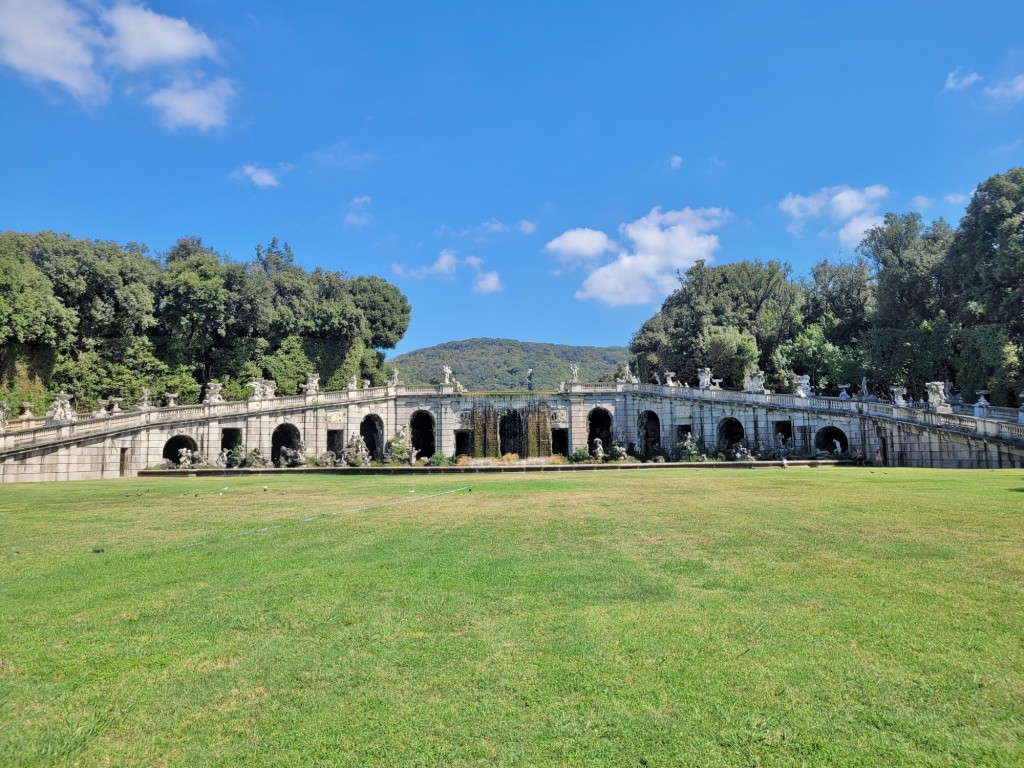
left=1, top=468, right=1023, bottom=767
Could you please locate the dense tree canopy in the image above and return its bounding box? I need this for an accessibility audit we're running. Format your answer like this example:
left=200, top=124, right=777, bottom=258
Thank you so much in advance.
left=0, top=232, right=411, bottom=412
left=631, top=167, right=1024, bottom=406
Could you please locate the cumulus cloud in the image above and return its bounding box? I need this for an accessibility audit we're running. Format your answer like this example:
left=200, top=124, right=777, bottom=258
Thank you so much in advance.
left=146, top=77, right=234, bottom=131
left=838, top=214, right=884, bottom=249
left=668, top=154, right=683, bottom=169
left=518, top=219, right=537, bottom=234
left=944, top=192, right=967, bottom=204
left=473, top=271, right=503, bottom=294
left=344, top=195, right=372, bottom=228
left=392, top=250, right=503, bottom=294
left=392, top=249, right=459, bottom=279
left=544, top=228, right=616, bottom=262
left=985, top=74, right=1024, bottom=103
left=548, top=207, right=730, bottom=307
left=0, top=0, right=107, bottom=101
left=909, top=195, right=933, bottom=210
left=0, top=0, right=232, bottom=128
left=779, top=184, right=889, bottom=247
left=230, top=164, right=279, bottom=188
left=102, top=3, right=216, bottom=70
left=944, top=68, right=981, bottom=91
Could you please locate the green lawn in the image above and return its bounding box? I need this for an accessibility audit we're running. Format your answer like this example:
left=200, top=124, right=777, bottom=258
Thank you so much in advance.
left=1, top=468, right=1023, bottom=767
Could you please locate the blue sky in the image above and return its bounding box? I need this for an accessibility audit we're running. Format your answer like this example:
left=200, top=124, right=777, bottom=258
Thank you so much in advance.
left=1, top=1, right=1022, bottom=356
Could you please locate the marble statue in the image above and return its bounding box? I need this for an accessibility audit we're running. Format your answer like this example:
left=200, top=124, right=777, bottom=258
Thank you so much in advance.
left=925, top=381, right=946, bottom=410
left=347, top=375, right=358, bottom=390
left=794, top=375, right=813, bottom=398
left=301, top=372, right=320, bottom=395
left=0, top=401, right=8, bottom=431
left=362, top=379, right=371, bottom=390
left=697, top=367, right=712, bottom=389
left=248, top=377, right=278, bottom=400
left=651, top=371, right=661, bottom=385
left=591, top=437, right=604, bottom=461
left=47, top=392, right=77, bottom=423
left=890, top=385, right=907, bottom=406
left=391, top=367, right=402, bottom=386
left=442, top=365, right=452, bottom=385
left=570, top=363, right=580, bottom=383
left=133, top=388, right=152, bottom=411
left=858, top=376, right=869, bottom=399
left=743, top=370, right=766, bottom=394
left=833, top=439, right=842, bottom=456
left=203, top=382, right=224, bottom=405
left=164, top=392, right=179, bottom=407
left=664, top=371, right=677, bottom=387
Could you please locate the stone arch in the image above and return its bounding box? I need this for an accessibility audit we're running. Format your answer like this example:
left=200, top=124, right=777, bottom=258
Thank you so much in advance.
left=638, top=410, right=661, bottom=457
left=499, top=409, right=525, bottom=456
left=587, top=407, right=613, bottom=453
left=815, top=425, right=848, bottom=455
left=717, top=417, right=745, bottom=446
left=271, top=423, right=302, bottom=465
left=410, top=410, right=435, bottom=460
left=360, top=414, right=385, bottom=460
left=163, top=434, right=197, bottom=463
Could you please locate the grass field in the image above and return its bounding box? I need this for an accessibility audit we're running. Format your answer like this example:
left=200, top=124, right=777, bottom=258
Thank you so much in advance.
left=1, top=468, right=1023, bottom=767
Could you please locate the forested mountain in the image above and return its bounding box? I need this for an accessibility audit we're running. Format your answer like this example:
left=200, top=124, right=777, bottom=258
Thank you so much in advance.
left=390, top=339, right=629, bottom=391
left=630, top=166, right=1024, bottom=406
left=0, top=233, right=410, bottom=413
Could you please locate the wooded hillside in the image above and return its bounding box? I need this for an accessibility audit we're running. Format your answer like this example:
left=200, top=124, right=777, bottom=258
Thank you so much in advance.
left=390, top=338, right=629, bottom=391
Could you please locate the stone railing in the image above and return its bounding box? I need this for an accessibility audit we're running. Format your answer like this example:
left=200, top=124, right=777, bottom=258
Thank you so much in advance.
left=4, top=382, right=1023, bottom=454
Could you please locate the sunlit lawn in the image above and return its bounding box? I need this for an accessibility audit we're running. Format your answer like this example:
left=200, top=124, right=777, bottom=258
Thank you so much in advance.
left=1, top=468, right=1022, bottom=767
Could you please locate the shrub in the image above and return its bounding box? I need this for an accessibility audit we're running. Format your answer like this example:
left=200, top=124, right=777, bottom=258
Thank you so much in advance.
left=569, top=447, right=591, bottom=463
left=426, top=451, right=450, bottom=467
left=499, top=453, right=520, bottom=463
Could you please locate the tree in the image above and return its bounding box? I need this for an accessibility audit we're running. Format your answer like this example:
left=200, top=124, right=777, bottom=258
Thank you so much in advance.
left=346, top=274, right=411, bottom=349
left=943, top=167, right=1024, bottom=342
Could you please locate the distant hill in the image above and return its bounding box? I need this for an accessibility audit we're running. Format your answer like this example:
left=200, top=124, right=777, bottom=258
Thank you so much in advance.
left=389, top=338, right=630, bottom=391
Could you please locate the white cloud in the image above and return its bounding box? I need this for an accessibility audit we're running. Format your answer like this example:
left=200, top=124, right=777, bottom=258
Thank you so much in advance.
left=473, top=271, right=503, bottom=294
left=669, top=154, right=683, bottom=169
left=779, top=184, right=889, bottom=246
left=838, top=214, right=884, bottom=249
left=518, top=219, right=537, bottom=234
left=985, top=74, right=1024, bottom=103
left=544, top=228, right=615, bottom=262
left=944, top=192, right=967, bottom=204
left=393, top=249, right=459, bottom=279
left=146, top=77, right=234, bottom=130
left=554, top=207, right=730, bottom=307
left=0, top=0, right=107, bottom=101
left=0, top=0, right=234, bottom=127
left=944, top=68, right=981, bottom=91
left=102, top=3, right=216, bottom=70
left=463, top=255, right=483, bottom=268
left=230, top=164, right=278, bottom=188
left=344, top=195, right=372, bottom=228
left=909, top=195, right=933, bottom=210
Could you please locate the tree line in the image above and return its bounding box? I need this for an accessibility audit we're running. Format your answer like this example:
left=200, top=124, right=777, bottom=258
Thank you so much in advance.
left=630, top=167, right=1024, bottom=406
left=0, top=233, right=410, bottom=413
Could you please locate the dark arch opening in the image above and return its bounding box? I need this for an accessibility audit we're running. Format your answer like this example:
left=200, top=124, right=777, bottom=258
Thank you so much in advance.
left=815, top=426, right=848, bottom=455
left=410, top=411, right=435, bottom=460
left=360, top=415, right=384, bottom=460
left=499, top=409, right=525, bottom=456
left=717, top=417, right=745, bottom=446
left=638, top=410, right=661, bottom=458
left=272, top=423, right=302, bottom=465
left=163, top=435, right=198, bottom=463
left=587, top=408, right=613, bottom=453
